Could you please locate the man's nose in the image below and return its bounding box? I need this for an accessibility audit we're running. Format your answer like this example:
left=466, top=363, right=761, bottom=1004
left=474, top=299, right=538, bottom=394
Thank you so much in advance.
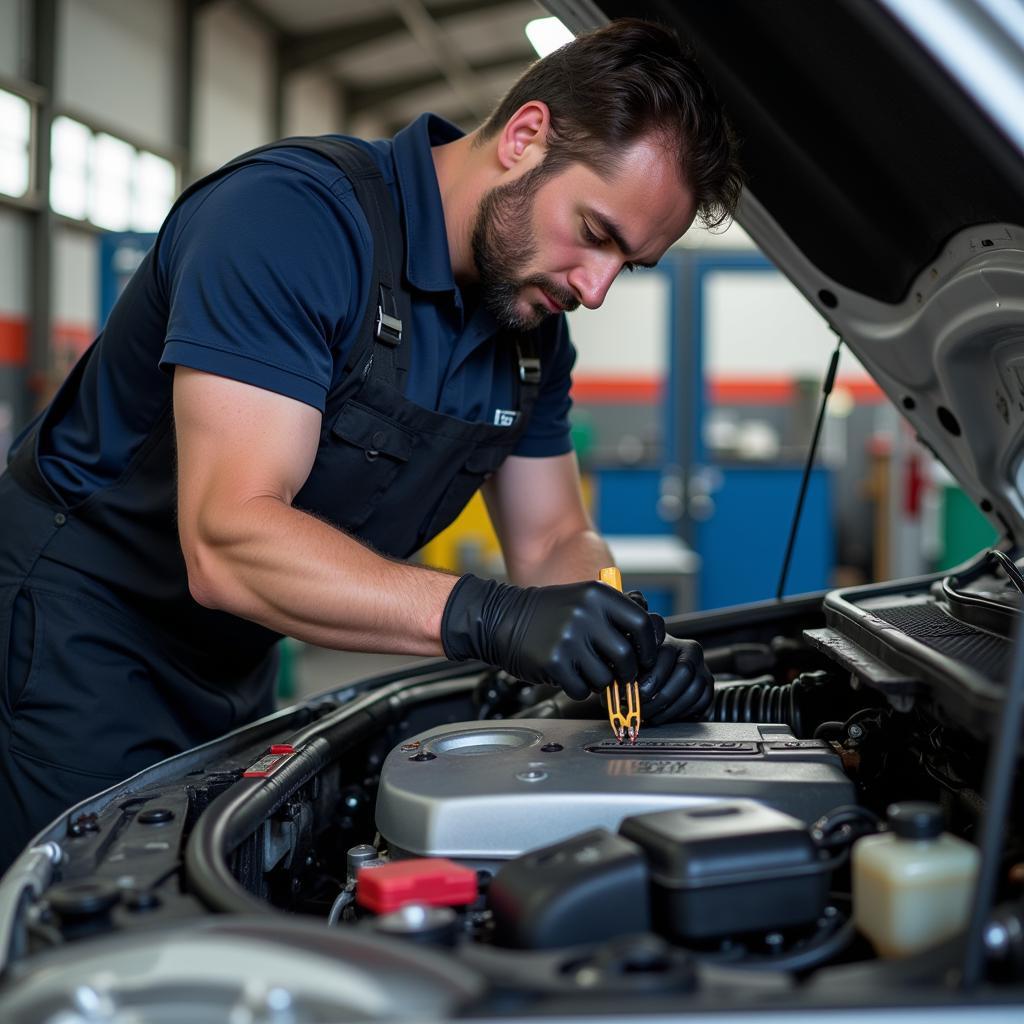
left=567, top=256, right=621, bottom=310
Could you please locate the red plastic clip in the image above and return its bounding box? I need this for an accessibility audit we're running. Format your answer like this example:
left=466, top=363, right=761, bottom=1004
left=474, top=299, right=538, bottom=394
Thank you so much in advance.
left=356, top=858, right=478, bottom=914
left=243, top=743, right=297, bottom=778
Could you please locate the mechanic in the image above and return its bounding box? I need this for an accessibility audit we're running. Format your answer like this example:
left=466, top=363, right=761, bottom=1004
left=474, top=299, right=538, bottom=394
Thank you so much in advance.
left=0, top=19, right=741, bottom=870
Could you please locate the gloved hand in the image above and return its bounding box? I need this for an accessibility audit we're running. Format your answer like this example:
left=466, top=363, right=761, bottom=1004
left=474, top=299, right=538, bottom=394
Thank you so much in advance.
left=625, top=590, right=714, bottom=724
left=441, top=574, right=660, bottom=700
left=625, top=589, right=666, bottom=646
left=637, top=637, right=715, bottom=724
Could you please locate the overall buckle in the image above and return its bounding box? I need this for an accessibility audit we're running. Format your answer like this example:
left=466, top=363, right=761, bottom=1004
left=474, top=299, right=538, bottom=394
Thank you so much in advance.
left=518, top=355, right=541, bottom=385
left=375, top=306, right=403, bottom=347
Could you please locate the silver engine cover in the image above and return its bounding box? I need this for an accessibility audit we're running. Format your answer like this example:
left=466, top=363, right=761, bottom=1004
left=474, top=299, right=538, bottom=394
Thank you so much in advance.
left=375, top=720, right=855, bottom=865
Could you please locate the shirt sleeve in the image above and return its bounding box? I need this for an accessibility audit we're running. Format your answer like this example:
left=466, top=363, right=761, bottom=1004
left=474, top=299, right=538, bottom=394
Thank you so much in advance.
left=512, top=314, right=577, bottom=458
left=158, top=161, right=370, bottom=412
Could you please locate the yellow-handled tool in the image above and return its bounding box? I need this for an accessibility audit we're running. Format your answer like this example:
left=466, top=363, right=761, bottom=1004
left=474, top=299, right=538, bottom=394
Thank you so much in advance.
left=599, top=566, right=641, bottom=745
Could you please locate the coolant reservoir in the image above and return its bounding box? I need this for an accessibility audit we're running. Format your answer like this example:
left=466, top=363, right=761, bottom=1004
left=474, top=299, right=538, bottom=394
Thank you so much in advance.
left=852, top=802, right=980, bottom=958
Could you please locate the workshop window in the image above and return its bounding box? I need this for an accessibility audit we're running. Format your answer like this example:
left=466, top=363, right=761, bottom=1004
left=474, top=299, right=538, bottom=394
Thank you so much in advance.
left=50, top=116, right=177, bottom=231
left=0, top=88, right=32, bottom=199
left=90, top=132, right=135, bottom=230
left=50, top=115, right=91, bottom=219
left=132, top=151, right=176, bottom=232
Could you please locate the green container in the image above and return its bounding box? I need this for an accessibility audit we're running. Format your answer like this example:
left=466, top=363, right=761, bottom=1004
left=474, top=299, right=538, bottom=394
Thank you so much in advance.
left=935, top=486, right=999, bottom=571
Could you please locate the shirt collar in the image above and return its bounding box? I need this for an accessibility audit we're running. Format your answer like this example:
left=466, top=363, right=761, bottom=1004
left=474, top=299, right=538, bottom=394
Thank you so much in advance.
left=391, top=113, right=464, bottom=294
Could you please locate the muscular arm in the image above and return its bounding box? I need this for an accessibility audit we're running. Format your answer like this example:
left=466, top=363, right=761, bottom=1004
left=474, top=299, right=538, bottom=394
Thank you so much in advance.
left=173, top=367, right=456, bottom=654
left=483, top=451, right=613, bottom=586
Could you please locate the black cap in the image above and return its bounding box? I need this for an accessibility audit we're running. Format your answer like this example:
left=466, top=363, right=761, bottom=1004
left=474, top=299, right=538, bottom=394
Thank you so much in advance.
left=886, top=801, right=944, bottom=840
left=48, top=880, right=121, bottom=919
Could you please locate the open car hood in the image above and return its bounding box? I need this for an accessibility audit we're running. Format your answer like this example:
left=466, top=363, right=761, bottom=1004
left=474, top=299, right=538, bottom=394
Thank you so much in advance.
left=555, top=0, right=1024, bottom=543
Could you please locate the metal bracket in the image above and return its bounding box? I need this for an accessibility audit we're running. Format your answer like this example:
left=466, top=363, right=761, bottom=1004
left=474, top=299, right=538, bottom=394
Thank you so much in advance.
left=518, top=355, right=541, bottom=385
left=376, top=306, right=403, bottom=346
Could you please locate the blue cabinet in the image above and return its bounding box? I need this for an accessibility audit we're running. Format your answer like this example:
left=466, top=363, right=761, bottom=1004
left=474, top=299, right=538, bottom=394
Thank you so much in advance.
left=593, top=463, right=833, bottom=611
left=695, top=464, right=833, bottom=608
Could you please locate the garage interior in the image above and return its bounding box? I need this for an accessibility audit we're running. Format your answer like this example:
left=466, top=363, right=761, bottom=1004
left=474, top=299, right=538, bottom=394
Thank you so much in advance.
left=0, top=1, right=1023, bottom=1016
left=0, top=0, right=998, bottom=702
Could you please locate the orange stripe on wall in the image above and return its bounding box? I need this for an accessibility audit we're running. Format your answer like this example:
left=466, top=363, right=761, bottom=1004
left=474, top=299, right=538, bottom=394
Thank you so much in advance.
left=53, top=321, right=96, bottom=357
left=571, top=377, right=663, bottom=403
left=709, top=375, right=884, bottom=404
left=0, top=316, right=97, bottom=367
left=573, top=374, right=885, bottom=405
left=0, top=316, right=28, bottom=366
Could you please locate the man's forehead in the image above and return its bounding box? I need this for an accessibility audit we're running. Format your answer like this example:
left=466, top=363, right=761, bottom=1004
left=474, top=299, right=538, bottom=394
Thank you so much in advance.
left=574, top=145, right=696, bottom=257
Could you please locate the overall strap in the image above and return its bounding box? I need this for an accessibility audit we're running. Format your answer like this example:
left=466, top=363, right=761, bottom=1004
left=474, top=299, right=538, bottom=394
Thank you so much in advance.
left=199, top=135, right=412, bottom=392
left=508, top=328, right=542, bottom=413
left=7, top=135, right=414, bottom=498
left=259, top=137, right=411, bottom=392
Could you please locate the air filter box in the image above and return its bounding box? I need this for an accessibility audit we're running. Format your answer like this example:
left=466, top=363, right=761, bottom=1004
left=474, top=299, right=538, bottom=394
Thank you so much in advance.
left=619, top=800, right=830, bottom=940
left=487, top=829, right=649, bottom=949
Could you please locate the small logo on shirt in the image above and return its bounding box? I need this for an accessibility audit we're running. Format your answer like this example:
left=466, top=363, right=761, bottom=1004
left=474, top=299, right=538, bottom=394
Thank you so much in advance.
left=493, top=409, right=519, bottom=428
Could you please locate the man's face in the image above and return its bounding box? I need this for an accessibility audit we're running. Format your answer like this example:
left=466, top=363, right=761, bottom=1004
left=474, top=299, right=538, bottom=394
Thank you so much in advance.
left=471, top=135, right=697, bottom=331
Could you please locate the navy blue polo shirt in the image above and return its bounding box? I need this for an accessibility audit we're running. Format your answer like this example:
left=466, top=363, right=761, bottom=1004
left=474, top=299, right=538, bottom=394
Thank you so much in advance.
left=36, top=114, right=576, bottom=501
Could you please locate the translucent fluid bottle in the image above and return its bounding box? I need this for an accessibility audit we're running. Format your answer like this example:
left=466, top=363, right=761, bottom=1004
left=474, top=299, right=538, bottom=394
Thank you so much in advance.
left=853, top=802, right=981, bottom=959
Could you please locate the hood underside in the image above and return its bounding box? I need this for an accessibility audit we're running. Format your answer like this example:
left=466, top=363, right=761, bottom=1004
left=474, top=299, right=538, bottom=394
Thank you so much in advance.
left=564, top=0, right=1024, bottom=542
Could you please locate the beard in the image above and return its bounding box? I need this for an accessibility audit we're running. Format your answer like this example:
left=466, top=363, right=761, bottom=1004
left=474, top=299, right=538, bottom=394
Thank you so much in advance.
left=470, top=163, right=579, bottom=332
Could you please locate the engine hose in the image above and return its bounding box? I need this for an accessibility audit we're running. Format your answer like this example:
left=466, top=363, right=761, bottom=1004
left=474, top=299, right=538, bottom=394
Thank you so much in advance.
left=710, top=675, right=801, bottom=734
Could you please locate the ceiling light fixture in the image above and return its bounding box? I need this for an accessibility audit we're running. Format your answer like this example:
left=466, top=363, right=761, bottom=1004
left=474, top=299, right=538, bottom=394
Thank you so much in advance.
left=525, top=16, right=574, bottom=58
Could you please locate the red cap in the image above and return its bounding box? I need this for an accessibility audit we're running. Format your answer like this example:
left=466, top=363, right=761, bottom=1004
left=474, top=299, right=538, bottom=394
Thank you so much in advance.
left=355, top=858, right=478, bottom=914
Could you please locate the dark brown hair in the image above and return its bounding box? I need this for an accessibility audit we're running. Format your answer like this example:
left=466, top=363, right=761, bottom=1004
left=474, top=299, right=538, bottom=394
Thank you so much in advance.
left=478, top=18, right=742, bottom=229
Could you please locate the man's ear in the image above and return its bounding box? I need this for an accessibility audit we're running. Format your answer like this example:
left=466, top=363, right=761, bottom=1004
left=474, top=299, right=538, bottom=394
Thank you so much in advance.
left=496, top=101, right=550, bottom=172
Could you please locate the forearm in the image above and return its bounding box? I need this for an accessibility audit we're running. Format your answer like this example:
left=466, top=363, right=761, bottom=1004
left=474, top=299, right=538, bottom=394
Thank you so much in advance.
left=505, top=526, right=614, bottom=587
left=184, top=495, right=456, bottom=655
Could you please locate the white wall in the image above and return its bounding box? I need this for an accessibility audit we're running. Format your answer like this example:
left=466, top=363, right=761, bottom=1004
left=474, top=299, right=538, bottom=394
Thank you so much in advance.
left=704, top=269, right=868, bottom=380
left=284, top=70, right=344, bottom=138
left=677, top=218, right=756, bottom=251
left=0, top=0, right=31, bottom=80
left=54, top=227, right=98, bottom=330
left=566, top=253, right=870, bottom=390
left=56, top=0, right=178, bottom=151
left=568, top=274, right=669, bottom=380
left=194, top=1, right=276, bottom=173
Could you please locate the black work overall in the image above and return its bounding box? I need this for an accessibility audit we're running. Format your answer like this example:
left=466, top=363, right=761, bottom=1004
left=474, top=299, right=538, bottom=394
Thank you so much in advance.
left=0, top=138, right=540, bottom=868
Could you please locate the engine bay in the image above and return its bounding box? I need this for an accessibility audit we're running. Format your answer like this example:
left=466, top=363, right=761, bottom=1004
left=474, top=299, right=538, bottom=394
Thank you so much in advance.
left=376, top=719, right=854, bottom=866
left=3, top=548, right=1024, bottom=1020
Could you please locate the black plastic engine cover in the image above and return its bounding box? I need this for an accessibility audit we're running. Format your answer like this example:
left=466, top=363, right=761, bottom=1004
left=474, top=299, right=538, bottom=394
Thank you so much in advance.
left=620, top=800, right=830, bottom=940
left=488, top=829, right=650, bottom=949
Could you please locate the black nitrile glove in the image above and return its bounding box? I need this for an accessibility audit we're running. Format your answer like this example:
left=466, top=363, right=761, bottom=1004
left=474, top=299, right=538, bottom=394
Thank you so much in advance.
left=637, top=637, right=715, bottom=724
left=441, top=574, right=660, bottom=700
left=626, top=589, right=666, bottom=647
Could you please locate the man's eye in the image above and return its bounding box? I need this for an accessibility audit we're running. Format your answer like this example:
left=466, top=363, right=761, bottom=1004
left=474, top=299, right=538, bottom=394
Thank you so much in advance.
left=582, top=222, right=602, bottom=245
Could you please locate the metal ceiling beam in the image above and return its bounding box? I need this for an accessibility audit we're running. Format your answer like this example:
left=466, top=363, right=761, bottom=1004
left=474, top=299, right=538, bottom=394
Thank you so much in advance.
left=348, top=50, right=529, bottom=114
left=393, top=0, right=492, bottom=121
left=279, top=0, right=526, bottom=73
left=175, top=0, right=199, bottom=184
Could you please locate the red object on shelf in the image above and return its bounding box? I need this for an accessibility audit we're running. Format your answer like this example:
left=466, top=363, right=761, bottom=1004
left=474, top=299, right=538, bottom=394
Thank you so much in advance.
left=356, top=858, right=478, bottom=914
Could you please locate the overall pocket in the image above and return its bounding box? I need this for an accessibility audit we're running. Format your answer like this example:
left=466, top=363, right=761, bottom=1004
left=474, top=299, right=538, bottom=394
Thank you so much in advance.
left=295, top=401, right=415, bottom=530
left=1, top=587, right=39, bottom=720
left=417, top=445, right=512, bottom=551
